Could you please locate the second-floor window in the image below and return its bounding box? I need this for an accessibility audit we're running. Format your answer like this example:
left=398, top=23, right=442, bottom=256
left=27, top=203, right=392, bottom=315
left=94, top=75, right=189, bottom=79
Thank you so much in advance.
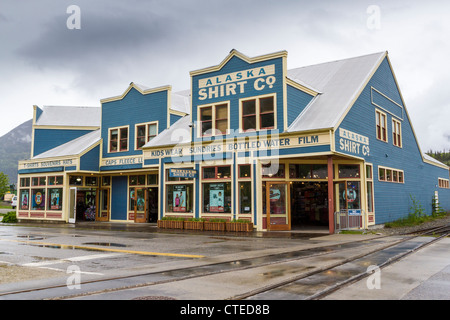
left=392, top=118, right=402, bottom=147
left=109, top=126, right=128, bottom=153
left=136, top=122, right=158, bottom=149
left=376, top=109, right=387, bottom=142
left=241, top=95, right=275, bottom=131
left=199, top=103, right=228, bottom=137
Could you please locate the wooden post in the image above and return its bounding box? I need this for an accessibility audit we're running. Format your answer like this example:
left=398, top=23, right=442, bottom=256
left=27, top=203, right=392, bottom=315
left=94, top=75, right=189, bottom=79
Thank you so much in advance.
left=327, top=156, right=334, bottom=234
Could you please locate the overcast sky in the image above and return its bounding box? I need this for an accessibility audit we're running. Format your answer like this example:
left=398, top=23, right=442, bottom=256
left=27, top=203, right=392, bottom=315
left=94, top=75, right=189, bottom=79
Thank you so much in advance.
left=1, top=0, right=450, bottom=152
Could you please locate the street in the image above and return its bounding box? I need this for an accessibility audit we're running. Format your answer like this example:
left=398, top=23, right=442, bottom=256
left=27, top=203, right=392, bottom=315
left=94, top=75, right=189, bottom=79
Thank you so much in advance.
left=0, top=222, right=449, bottom=303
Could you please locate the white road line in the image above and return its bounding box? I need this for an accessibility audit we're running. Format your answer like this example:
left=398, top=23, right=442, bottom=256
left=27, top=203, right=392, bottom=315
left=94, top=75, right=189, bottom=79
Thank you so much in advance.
left=22, top=253, right=125, bottom=267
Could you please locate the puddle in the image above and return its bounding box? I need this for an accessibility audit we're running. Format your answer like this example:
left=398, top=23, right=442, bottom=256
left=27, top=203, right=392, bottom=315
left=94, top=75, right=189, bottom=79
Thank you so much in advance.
left=17, top=235, right=46, bottom=241
left=82, top=242, right=129, bottom=247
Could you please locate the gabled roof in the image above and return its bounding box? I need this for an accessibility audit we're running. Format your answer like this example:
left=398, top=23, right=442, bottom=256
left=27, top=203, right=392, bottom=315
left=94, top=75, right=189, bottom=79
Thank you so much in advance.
left=143, top=115, right=191, bottom=148
left=287, top=51, right=387, bottom=132
left=32, top=129, right=101, bottom=159
left=171, top=90, right=190, bottom=114
left=35, top=105, right=101, bottom=128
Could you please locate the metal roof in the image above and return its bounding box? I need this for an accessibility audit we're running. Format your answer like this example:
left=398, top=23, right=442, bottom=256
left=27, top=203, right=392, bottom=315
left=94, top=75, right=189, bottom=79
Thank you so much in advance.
left=32, top=129, right=101, bottom=159
left=171, top=90, right=190, bottom=114
left=287, top=52, right=386, bottom=132
left=35, top=105, right=101, bottom=128
left=142, top=115, right=191, bottom=148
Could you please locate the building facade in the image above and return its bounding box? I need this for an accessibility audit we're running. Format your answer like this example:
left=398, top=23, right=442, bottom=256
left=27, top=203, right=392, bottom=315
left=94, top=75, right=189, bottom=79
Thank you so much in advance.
left=17, top=50, right=450, bottom=233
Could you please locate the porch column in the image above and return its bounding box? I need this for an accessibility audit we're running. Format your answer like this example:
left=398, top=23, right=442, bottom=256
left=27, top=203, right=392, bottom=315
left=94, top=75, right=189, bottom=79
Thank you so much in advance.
left=327, top=156, right=334, bottom=234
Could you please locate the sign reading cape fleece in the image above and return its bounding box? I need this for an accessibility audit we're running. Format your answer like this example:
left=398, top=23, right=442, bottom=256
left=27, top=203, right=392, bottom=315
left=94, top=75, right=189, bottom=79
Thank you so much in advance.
left=210, top=183, right=224, bottom=212
left=173, top=185, right=186, bottom=212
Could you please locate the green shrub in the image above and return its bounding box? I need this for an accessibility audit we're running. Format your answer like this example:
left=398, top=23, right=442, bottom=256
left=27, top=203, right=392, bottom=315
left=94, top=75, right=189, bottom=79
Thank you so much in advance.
left=1, top=211, right=17, bottom=223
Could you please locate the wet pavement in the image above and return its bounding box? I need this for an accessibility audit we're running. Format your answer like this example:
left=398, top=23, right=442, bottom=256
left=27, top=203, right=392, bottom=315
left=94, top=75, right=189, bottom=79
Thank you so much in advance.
left=0, top=221, right=448, bottom=300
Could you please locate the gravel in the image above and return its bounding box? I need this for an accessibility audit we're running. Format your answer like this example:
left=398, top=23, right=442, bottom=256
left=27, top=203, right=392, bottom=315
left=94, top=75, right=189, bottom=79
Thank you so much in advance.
left=373, top=215, right=450, bottom=236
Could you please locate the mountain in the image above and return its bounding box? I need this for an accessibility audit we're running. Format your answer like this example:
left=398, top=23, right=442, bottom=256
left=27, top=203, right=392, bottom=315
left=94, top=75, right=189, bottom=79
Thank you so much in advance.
left=0, top=119, right=32, bottom=185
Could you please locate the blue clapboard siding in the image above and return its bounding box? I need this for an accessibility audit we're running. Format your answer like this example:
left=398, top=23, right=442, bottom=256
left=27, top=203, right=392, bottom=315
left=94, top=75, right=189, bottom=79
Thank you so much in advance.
left=111, top=176, right=128, bottom=220
left=336, top=57, right=450, bottom=223
left=170, top=114, right=182, bottom=126
left=33, top=129, right=93, bottom=157
left=80, top=145, right=100, bottom=171
left=101, top=87, right=169, bottom=160
left=191, top=55, right=285, bottom=142
left=286, top=84, right=314, bottom=127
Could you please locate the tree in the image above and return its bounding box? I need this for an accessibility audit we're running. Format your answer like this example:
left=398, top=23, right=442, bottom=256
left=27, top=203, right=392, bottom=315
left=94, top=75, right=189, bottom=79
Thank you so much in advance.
left=0, top=172, right=9, bottom=199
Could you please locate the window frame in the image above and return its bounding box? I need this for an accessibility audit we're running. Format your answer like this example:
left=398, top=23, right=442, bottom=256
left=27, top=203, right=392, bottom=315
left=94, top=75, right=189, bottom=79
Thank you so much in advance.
left=135, top=121, right=158, bottom=150
left=109, top=125, right=129, bottom=153
left=198, top=102, right=230, bottom=137
left=378, top=166, right=404, bottom=184
left=239, top=93, right=277, bottom=132
left=392, top=118, right=402, bottom=148
left=376, top=109, right=388, bottom=142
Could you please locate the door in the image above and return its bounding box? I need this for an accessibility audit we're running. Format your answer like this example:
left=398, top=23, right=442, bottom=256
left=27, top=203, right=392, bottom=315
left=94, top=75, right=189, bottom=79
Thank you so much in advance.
left=336, top=181, right=361, bottom=211
left=147, top=187, right=158, bottom=223
left=69, top=187, right=76, bottom=223
left=96, top=188, right=110, bottom=221
left=133, top=188, right=147, bottom=223
left=266, top=181, right=290, bottom=231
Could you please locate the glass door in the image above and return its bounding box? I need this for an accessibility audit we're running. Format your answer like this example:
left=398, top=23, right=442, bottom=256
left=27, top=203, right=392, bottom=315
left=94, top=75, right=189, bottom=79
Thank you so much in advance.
left=133, top=188, right=147, bottom=223
left=266, top=182, right=290, bottom=231
left=96, top=188, right=110, bottom=221
left=335, top=181, right=361, bottom=211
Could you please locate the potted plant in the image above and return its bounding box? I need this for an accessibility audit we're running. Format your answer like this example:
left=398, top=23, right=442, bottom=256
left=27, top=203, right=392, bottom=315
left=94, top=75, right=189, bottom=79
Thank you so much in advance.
left=157, top=217, right=185, bottom=229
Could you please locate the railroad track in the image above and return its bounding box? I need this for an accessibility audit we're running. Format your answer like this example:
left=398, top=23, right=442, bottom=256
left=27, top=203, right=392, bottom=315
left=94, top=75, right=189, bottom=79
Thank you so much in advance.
left=0, top=224, right=448, bottom=300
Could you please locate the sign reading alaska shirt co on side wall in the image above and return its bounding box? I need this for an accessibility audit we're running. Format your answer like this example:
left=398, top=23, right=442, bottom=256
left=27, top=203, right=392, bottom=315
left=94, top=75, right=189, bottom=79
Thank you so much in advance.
left=197, top=65, right=276, bottom=101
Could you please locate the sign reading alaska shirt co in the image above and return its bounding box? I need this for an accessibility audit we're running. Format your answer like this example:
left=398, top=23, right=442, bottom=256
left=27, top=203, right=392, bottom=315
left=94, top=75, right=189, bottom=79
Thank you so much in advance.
left=197, top=65, right=276, bottom=101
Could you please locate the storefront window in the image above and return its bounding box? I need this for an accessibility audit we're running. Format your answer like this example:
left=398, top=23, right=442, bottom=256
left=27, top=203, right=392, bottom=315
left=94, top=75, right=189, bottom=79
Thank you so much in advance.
left=85, top=177, right=98, bottom=186
left=48, top=176, right=63, bottom=186
left=147, top=174, right=158, bottom=185
left=239, top=182, right=252, bottom=214
left=202, top=166, right=231, bottom=179
left=239, top=165, right=251, bottom=178
left=289, top=164, right=327, bottom=179
left=32, top=177, right=46, bottom=186
left=262, top=163, right=285, bottom=178
left=19, top=189, right=29, bottom=210
left=166, top=184, right=193, bottom=213
left=31, top=189, right=45, bottom=210
left=69, top=176, right=83, bottom=185
left=129, top=175, right=145, bottom=186
left=20, top=178, right=30, bottom=187
left=338, top=164, right=360, bottom=178
left=102, top=176, right=111, bottom=186
left=203, top=182, right=232, bottom=213
left=48, top=188, right=63, bottom=210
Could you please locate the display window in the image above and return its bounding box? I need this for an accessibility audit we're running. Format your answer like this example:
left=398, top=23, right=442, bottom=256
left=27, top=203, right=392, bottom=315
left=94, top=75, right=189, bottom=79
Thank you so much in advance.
left=262, top=163, right=285, bottom=178
left=166, top=184, right=193, bottom=213
left=19, top=189, right=29, bottom=210
left=31, top=188, right=45, bottom=210
left=48, top=188, right=63, bottom=210
left=203, top=182, right=231, bottom=213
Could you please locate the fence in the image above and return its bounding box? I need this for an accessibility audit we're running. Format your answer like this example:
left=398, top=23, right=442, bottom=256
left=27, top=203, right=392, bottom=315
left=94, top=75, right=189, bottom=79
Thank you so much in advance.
left=334, top=209, right=366, bottom=233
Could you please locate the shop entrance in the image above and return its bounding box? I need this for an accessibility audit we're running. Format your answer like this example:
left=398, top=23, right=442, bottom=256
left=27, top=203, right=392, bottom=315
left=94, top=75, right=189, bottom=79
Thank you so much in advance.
left=265, top=182, right=290, bottom=231
left=290, top=182, right=329, bottom=228
left=75, top=188, right=97, bottom=221
left=130, top=187, right=158, bottom=223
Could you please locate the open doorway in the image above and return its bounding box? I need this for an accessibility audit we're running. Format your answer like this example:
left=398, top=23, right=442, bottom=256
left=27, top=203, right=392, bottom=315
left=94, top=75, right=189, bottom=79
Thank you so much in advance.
left=290, top=182, right=328, bottom=229
left=75, top=189, right=97, bottom=221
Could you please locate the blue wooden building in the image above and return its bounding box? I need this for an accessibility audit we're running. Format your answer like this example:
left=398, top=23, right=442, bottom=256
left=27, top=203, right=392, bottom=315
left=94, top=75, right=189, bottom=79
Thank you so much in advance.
left=17, top=50, right=450, bottom=233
